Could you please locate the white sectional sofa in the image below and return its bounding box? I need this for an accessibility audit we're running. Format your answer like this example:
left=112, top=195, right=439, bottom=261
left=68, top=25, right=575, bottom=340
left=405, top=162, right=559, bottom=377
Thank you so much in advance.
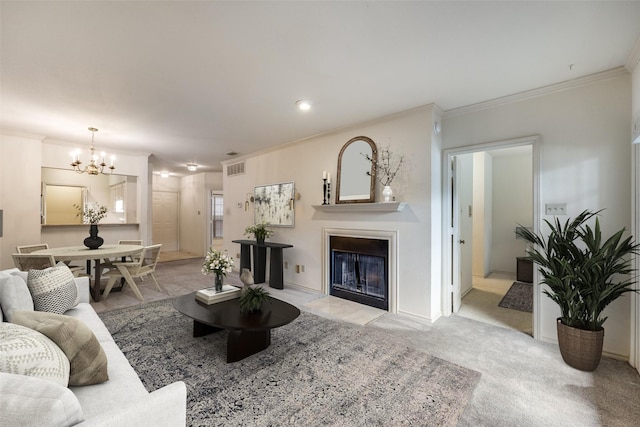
left=0, top=267, right=187, bottom=426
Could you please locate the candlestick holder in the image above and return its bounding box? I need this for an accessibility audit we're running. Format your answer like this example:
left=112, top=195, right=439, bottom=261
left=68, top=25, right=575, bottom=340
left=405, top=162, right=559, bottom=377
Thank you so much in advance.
left=322, top=178, right=328, bottom=205
left=327, top=182, right=331, bottom=204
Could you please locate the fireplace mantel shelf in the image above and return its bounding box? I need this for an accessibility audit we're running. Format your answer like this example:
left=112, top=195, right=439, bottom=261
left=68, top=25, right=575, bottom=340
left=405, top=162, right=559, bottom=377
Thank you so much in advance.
left=312, top=202, right=406, bottom=213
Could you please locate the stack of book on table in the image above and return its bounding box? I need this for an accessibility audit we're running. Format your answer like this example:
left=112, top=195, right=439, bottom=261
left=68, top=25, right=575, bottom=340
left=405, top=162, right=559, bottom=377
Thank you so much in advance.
left=196, top=284, right=241, bottom=304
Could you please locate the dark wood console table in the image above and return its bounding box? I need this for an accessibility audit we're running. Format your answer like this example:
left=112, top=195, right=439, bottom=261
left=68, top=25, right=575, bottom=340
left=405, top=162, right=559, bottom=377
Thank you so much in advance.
left=231, top=240, right=293, bottom=289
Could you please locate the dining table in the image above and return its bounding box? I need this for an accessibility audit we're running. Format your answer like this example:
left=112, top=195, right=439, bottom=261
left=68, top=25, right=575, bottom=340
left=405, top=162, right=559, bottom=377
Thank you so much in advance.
left=32, top=244, right=144, bottom=302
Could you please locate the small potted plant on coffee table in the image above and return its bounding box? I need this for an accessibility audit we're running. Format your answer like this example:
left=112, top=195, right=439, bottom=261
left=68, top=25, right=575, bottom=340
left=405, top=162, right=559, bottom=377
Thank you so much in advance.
left=239, top=285, right=270, bottom=314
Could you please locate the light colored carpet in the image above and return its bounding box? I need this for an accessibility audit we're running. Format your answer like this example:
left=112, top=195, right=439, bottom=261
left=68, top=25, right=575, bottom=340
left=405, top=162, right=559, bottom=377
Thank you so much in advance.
left=94, top=258, right=640, bottom=426
left=100, top=300, right=480, bottom=426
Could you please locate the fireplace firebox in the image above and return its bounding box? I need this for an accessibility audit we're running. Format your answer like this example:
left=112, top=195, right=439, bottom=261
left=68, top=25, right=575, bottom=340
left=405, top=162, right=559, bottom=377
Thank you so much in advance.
left=330, top=236, right=388, bottom=310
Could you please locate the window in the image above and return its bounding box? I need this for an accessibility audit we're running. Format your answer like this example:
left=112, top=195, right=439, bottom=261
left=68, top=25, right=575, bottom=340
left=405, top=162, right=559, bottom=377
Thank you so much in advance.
left=212, top=193, right=223, bottom=239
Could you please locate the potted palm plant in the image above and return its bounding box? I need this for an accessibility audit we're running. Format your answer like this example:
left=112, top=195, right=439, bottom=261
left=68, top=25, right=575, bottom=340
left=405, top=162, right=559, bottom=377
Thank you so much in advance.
left=516, top=210, right=639, bottom=371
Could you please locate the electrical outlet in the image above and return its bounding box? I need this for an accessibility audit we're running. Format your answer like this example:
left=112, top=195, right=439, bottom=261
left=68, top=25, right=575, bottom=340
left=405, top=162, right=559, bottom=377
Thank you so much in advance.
left=236, top=253, right=240, bottom=258
left=284, top=261, right=288, bottom=269
left=545, top=203, right=567, bottom=215
left=301, top=265, right=305, bottom=272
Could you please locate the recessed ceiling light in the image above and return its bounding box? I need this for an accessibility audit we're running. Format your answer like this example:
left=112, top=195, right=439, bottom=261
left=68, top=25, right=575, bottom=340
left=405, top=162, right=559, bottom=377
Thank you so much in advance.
left=160, top=171, right=170, bottom=178
left=296, top=99, right=312, bottom=111
left=226, top=151, right=238, bottom=156
left=187, top=163, right=198, bottom=172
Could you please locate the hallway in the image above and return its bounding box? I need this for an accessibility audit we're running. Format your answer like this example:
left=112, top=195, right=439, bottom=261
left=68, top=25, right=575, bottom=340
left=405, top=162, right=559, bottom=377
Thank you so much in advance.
left=457, top=272, right=533, bottom=336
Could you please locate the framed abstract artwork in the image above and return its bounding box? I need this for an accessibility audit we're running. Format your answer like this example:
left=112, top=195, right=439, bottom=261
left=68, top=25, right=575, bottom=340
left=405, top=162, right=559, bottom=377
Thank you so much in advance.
left=254, top=181, right=295, bottom=227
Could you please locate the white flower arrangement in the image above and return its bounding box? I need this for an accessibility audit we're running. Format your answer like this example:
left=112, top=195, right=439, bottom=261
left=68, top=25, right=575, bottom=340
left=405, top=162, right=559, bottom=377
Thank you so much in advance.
left=74, top=203, right=108, bottom=225
left=202, top=248, right=235, bottom=276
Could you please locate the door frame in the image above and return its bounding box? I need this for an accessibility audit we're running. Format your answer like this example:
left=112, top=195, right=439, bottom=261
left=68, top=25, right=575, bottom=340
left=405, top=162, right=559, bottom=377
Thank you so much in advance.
left=441, top=135, right=542, bottom=338
left=632, top=142, right=640, bottom=371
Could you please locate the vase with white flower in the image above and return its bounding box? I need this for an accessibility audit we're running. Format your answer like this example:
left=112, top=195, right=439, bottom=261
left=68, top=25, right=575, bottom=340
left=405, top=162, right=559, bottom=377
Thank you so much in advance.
left=75, top=203, right=108, bottom=249
left=202, top=248, right=235, bottom=292
left=363, top=144, right=404, bottom=202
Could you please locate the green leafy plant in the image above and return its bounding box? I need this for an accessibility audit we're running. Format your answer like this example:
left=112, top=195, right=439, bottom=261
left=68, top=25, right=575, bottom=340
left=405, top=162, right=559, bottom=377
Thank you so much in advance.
left=239, top=285, right=270, bottom=313
left=74, top=203, right=108, bottom=224
left=244, top=221, right=274, bottom=242
left=516, top=210, right=639, bottom=331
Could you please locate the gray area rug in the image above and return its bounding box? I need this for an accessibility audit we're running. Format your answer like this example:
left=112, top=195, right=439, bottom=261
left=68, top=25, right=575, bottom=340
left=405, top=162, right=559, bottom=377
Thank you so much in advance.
left=498, top=281, right=533, bottom=313
left=100, top=299, right=481, bottom=426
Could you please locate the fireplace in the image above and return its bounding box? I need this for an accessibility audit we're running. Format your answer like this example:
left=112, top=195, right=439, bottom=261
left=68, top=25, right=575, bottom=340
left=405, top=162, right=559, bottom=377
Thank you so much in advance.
left=329, top=236, right=389, bottom=310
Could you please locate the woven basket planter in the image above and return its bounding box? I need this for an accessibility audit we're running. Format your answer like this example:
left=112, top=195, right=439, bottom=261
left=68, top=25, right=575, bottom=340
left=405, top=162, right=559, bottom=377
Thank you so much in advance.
left=556, top=318, right=604, bottom=371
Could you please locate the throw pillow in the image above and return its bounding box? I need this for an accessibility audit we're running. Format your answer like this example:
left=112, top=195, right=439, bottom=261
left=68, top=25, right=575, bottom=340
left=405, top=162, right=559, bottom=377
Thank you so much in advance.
left=0, top=372, right=85, bottom=427
left=0, top=274, right=34, bottom=322
left=27, top=264, right=78, bottom=314
left=0, top=322, right=70, bottom=387
left=12, top=310, right=109, bottom=386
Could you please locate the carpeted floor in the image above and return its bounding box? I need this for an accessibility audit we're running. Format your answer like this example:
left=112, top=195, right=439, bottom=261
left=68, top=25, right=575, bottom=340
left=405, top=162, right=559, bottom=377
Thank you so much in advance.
left=100, top=299, right=481, bottom=426
left=498, top=281, right=533, bottom=313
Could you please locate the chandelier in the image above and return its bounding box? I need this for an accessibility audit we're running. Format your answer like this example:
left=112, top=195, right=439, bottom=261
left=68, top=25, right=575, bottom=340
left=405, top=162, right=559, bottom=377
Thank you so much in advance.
left=71, top=127, right=115, bottom=175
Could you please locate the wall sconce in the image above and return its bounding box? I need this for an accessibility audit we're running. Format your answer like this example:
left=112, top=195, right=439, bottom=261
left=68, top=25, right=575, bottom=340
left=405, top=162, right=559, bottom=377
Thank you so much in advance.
left=244, top=193, right=254, bottom=211
left=289, top=192, right=301, bottom=209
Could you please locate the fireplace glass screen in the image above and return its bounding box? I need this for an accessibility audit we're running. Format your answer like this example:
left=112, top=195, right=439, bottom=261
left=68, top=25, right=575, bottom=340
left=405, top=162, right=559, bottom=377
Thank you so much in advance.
left=331, top=250, right=387, bottom=310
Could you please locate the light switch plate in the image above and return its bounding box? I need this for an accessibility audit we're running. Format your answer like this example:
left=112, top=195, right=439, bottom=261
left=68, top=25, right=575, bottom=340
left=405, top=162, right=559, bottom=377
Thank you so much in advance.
left=545, top=203, right=567, bottom=215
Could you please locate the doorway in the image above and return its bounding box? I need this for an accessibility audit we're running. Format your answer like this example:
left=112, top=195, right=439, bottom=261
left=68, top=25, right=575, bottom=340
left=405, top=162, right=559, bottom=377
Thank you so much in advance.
left=152, top=191, right=179, bottom=252
left=443, top=136, right=540, bottom=337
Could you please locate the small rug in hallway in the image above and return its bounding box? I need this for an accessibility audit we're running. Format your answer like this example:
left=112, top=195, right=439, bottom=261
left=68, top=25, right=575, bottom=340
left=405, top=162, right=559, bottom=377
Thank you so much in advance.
left=100, top=299, right=481, bottom=426
left=498, top=281, right=533, bottom=312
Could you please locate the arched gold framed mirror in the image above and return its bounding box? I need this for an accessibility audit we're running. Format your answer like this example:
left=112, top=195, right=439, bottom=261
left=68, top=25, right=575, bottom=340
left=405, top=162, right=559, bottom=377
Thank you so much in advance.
left=335, top=136, right=377, bottom=204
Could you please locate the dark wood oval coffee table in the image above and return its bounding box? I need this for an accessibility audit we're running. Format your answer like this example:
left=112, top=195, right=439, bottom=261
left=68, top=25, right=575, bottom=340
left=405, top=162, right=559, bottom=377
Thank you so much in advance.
left=173, top=292, right=300, bottom=363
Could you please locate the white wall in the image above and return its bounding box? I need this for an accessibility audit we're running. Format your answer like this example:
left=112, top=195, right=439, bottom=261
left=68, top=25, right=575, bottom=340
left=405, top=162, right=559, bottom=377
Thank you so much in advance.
left=0, top=134, right=42, bottom=268
left=491, top=148, right=532, bottom=273
left=443, top=73, right=632, bottom=358
left=223, top=105, right=439, bottom=321
left=472, top=152, right=492, bottom=277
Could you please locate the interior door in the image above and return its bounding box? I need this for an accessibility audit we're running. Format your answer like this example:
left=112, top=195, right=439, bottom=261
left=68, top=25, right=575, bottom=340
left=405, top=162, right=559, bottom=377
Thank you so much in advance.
left=450, top=157, right=462, bottom=313
left=458, top=154, right=474, bottom=299
left=152, top=191, right=179, bottom=252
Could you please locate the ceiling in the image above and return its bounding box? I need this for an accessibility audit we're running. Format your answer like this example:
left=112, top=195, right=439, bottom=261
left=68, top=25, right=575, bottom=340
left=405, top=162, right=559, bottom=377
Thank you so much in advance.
left=2, top=1, right=639, bottom=176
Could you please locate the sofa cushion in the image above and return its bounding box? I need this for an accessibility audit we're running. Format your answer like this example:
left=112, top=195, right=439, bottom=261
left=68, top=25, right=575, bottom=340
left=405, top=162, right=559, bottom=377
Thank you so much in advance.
left=0, top=274, right=34, bottom=322
left=71, top=341, right=148, bottom=419
left=64, top=303, right=115, bottom=344
left=0, top=322, right=70, bottom=387
left=12, top=311, right=109, bottom=386
left=0, top=372, right=85, bottom=427
left=27, top=265, right=78, bottom=314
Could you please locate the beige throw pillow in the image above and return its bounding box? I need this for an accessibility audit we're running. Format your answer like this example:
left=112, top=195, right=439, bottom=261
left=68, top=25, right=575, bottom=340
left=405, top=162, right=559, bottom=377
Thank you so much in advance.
left=26, top=265, right=78, bottom=314
left=12, top=311, right=109, bottom=386
left=0, top=322, right=70, bottom=387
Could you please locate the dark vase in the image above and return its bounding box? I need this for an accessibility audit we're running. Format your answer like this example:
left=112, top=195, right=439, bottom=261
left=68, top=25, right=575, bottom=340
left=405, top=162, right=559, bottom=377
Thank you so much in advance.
left=84, top=224, right=104, bottom=250
left=256, top=235, right=265, bottom=245
left=215, top=272, right=223, bottom=293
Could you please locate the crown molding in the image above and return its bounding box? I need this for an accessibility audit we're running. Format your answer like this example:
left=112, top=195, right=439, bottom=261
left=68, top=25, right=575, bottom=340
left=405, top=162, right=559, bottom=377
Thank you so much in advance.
left=625, top=33, right=640, bottom=72
left=443, top=67, right=629, bottom=119
left=0, top=129, right=46, bottom=140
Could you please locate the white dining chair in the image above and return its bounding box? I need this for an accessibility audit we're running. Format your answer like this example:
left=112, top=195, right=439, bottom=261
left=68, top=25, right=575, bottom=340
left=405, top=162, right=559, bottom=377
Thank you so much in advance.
left=16, top=243, right=86, bottom=277
left=102, top=244, right=162, bottom=301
